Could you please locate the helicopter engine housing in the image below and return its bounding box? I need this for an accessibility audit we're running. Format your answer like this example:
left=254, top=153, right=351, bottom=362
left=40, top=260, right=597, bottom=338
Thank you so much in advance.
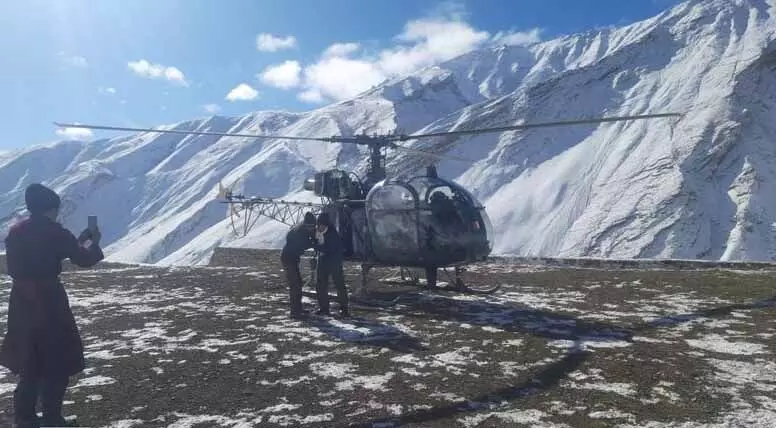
left=303, top=169, right=361, bottom=200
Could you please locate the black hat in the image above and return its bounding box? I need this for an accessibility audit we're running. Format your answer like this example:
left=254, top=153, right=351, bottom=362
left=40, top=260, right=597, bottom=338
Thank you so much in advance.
left=25, top=183, right=61, bottom=214
left=316, top=212, right=330, bottom=226
left=303, top=212, right=316, bottom=224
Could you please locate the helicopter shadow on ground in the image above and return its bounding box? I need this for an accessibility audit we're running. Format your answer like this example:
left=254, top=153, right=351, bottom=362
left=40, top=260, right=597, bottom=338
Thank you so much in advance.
left=347, top=292, right=629, bottom=427
left=351, top=292, right=776, bottom=426
left=350, top=341, right=590, bottom=428
left=304, top=314, right=427, bottom=354
left=396, top=291, right=634, bottom=343
left=631, top=294, right=776, bottom=333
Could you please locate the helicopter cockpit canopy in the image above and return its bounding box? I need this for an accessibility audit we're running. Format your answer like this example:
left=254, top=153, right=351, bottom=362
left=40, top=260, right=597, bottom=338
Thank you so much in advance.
left=362, top=181, right=419, bottom=264
left=364, top=173, right=493, bottom=267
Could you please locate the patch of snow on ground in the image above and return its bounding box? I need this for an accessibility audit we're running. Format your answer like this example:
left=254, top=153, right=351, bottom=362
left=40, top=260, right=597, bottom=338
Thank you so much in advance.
left=686, top=334, right=768, bottom=355
left=570, top=382, right=637, bottom=396
left=588, top=409, right=635, bottom=421
left=707, top=358, right=776, bottom=392
left=459, top=409, right=555, bottom=427
left=309, top=362, right=358, bottom=378
left=74, top=375, right=116, bottom=388
left=335, top=372, right=395, bottom=392
left=104, top=421, right=145, bottom=428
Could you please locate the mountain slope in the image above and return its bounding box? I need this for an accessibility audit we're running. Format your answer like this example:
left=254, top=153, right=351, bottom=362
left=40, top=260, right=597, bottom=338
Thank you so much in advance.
left=2, top=0, right=776, bottom=265
left=396, top=0, right=776, bottom=260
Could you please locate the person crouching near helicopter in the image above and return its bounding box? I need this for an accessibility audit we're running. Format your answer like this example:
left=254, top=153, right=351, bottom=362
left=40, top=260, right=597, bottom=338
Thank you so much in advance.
left=313, top=213, right=350, bottom=317
left=280, top=212, right=317, bottom=319
left=1, top=183, right=104, bottom=428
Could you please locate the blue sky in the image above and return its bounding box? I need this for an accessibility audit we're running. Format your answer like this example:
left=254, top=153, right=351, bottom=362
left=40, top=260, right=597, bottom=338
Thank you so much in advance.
left=0, top=0, right=683, bottom=149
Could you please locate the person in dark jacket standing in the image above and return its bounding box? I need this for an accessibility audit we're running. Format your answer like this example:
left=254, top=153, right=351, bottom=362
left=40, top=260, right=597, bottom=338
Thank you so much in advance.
left=313, top=213, right=349, bottom=317
left=0, top=183, right=104, bottom=428
left=280, top=212, right=316, bottom=319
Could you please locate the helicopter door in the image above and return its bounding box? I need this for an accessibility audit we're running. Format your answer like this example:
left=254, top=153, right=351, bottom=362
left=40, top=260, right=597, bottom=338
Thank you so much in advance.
left=365, top=183, right=419, bottom=265
left=421, top=185, right=471, bottom=264
left=348, top=205, right=367, bottom=259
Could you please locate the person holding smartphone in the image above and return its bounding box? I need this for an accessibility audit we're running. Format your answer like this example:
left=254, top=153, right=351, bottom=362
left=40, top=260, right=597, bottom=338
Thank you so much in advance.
left=0, top=183, right=104, bottom=427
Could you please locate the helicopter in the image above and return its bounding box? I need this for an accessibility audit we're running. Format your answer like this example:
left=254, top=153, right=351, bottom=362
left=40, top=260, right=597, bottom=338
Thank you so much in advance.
left=55, top=112, right=682, bottom=300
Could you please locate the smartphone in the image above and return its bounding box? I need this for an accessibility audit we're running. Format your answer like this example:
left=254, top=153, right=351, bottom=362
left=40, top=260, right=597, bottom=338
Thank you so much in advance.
left=88, top=215, right=98, bottom=233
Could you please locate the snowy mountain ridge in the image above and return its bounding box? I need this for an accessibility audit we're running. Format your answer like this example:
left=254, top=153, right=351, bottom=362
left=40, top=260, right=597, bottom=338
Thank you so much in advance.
left=2, top=0, right=776, bottom=265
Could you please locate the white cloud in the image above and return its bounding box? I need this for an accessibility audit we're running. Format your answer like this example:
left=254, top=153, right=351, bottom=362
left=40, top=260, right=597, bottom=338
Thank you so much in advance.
left=292, top=7, right=542, bottom=103
left=127, top=59, right=189, bottom=86
left=375, top=18, right=491, bottom=76
left=256, top=33, right=297, bottom=52
left=323, top=42, right=361, bottom=58
left=297, top=89, right=324, bottom=103
left=203, top=104, right=221, bottom=113
left=56, top=126, right=93, bottom=141
left=66, top=56, right=88, bottom=68
left=225, top=83, right=259, bottom=101
left=302, top=57, right=385, bottom=101
left=249, top=4, right=543, bottom=104
left=58, top=52, right=88, bottom=68
left=98, top=87, right=117, bottom=95
left=259, top=60, right=301, bottom=89
left=492, top=28, right=543, bottom=46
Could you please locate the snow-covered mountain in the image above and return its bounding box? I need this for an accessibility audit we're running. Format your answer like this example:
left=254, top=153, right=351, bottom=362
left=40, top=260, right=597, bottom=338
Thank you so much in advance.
left=2, top=0, right=776, bottom=265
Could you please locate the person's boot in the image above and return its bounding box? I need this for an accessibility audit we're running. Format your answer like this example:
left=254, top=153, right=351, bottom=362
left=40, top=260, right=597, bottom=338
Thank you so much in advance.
left=39, top=416, right=65, bottom=427
left=290, top=309, right=309, bottom=320
left=13, top=418, right=40, bottom=428
left=40, top=382, right=73, bottom=427
left=40, top=416, right=76, bottom=427
left=13, top=376, right=39, bottom=428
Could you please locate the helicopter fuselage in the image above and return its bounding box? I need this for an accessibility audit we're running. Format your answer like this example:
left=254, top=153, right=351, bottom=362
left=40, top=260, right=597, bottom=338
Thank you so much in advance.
left=305, top=168, right=494, bottom=269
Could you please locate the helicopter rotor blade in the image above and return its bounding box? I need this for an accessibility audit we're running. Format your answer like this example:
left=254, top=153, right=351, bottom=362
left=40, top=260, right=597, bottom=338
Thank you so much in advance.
left=52, top=122, right=359, bottom=143
left=391, top=112, right=683, bottom=141
left=389, top=144, right=474, bottom=163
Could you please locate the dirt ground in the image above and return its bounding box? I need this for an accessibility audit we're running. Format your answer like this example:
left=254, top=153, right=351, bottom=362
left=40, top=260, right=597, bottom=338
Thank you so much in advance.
left=0, top=249, right=774, bottom=427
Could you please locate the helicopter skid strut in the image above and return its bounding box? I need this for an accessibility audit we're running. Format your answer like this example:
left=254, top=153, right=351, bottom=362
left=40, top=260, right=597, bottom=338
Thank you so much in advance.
left=423, top=265, right=502, bottom=295
left=431, top=282, right=502, bottom=295
left=349, top=264, right=502, bottom=308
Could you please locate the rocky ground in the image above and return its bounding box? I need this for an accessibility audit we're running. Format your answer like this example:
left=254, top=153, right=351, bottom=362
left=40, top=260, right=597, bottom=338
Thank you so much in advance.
left=0, top=249, right=774, bottom=427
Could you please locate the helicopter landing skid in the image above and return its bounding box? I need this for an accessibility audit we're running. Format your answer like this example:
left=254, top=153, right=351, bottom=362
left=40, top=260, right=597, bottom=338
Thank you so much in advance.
left=377, top=267, right=422, bottom=287
left=432, top=282, right=502, bottom=294
left=363, top=263, right=501, bottom=300
left=431, top=266, right=501, bottom=295
left=291, top=262, right=499, bottom=312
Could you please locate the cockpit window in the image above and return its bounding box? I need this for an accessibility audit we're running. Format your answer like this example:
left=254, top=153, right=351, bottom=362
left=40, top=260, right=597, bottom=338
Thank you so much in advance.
left=407, top=176, right=476, bottom=209
left=427, top=186, right=453, bottom=202
left=367, top=183, right=417, bottom=211
left=365, top=182, right=420, bottom=262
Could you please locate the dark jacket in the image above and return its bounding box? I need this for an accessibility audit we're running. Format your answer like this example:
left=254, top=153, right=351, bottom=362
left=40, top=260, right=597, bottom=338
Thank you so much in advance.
left=0, top=214, right=104, bottom=377
left=315, top=226, right=344, bottom=263
left=281, top=222, right=315, bottom=263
